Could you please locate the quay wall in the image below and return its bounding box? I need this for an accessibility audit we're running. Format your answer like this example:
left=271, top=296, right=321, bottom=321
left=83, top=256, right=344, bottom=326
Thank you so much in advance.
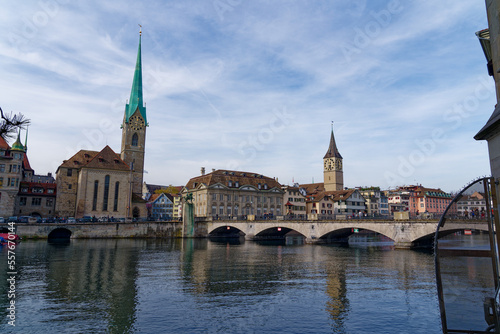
left=15, top=221, right=185, bottom=239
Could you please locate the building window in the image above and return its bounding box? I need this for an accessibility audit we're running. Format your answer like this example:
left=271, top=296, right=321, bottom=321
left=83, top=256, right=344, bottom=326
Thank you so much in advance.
left=19, top=197, right=26, bottom=206
left=32, top=198, right=41, bottom=206
left=228, top=181, right=232, bottom=187
left=67, top=168, right=73, bottom=177
left=132, top=133, right=139, bottom=146
left=92, top=180, right=99, bottom=211
left=68, top=184, right=72, bottom=190
left=103, top=175, right=110, bottom=211
left=114, top=182, right=119, bottom=211
left=46, top=198, right=53, bottom=207
left=0, top=164, right=4, bottom=172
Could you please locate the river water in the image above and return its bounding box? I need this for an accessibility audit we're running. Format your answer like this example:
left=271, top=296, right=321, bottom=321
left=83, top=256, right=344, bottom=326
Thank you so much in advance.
left=0, top=234, right=493, bottom=334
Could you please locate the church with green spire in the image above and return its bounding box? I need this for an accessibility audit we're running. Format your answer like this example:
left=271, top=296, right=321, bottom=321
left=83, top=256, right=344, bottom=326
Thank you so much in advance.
left=55, top=30, right=148, bottom=219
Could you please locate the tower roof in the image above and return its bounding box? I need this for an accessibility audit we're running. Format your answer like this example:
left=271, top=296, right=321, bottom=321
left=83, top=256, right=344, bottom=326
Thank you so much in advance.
left=124, top=32, right=147, bottom=123
left=11, top=131, right=25, bottom=152
left=323, top=128, right=342, bottom=159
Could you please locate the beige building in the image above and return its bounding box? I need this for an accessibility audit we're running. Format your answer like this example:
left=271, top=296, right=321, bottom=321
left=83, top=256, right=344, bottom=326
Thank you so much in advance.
left=0, top=134, right=25, bottom=217
left=182, top=169, right=284, bottom=218
left=358, top=188, right=381, bottom=216
left=55, top=32, right=147, bottom=218
left=306, top=189, right=366, bottom=217
left=282, top=185, right=307, bottom=217
left=475, top=1, right=500, bottom=214
left=55, top=146, right=134, bottom=218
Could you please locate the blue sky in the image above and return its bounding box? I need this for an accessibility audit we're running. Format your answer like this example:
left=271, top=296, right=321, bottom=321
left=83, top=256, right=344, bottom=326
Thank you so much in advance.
left=0, top=0, right=494, bottom=192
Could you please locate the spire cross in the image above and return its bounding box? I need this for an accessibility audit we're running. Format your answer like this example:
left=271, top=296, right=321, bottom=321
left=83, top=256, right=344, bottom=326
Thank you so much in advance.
left=138, top=24, right=142, bottom=36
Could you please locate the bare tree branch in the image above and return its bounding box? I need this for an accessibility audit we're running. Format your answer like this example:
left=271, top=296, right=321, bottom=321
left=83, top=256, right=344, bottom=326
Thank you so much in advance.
left=0, top=107, right=31, bottom=141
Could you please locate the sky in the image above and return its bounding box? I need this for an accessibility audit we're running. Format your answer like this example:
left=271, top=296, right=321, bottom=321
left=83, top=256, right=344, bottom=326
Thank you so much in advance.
left=0, top=0, right=495, bottom=193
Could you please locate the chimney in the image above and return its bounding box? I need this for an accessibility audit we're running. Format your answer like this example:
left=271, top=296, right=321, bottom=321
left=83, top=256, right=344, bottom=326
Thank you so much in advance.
left=201, top=167, right=205, bottom=176
left=212, top=168, right=215, bottom=172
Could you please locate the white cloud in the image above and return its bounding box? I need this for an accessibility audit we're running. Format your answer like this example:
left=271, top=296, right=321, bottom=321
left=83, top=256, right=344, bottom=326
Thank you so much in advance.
left=0, top=0, right=493, bottom=192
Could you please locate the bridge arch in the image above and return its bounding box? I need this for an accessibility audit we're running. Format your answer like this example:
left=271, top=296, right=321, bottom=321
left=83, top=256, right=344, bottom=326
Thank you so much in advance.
left=317, top=225, right=396, bottom=242
left=209, top=225, right=245, bottom=237
left=255, top=226, right=305, bottom=239
left=48, top=228, right=72, bottom=240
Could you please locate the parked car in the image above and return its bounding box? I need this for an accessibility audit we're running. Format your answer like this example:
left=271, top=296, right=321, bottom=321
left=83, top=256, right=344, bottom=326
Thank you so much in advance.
left=18, top=216, right=31, bottom=223
left=0, top=217, right=5, bottom=224
left=80, top=216, right=92, bottom=223
left=67, top=217, right=77, bottom=223
left=7, top=216, right=18, bottom=223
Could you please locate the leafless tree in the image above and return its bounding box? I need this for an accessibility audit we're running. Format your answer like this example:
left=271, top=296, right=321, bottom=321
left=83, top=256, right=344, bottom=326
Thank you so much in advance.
left=0, top=107, right=30, bottom=140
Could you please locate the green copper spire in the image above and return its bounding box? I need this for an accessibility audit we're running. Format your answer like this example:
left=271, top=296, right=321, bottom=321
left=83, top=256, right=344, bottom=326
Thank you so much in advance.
left=11, top=130, right=25, bottom=152
left=125, top=28, right=147, bottom=123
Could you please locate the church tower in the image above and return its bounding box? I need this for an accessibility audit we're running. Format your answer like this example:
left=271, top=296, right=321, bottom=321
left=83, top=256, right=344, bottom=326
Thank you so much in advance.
left=323, top=125, right=343, bottom=191
left=121, top=29, right=147, bottom=195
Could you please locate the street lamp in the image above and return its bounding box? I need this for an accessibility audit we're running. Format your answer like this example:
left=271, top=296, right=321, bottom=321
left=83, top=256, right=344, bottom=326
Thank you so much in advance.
left=476, top=29, right=493, bottom=76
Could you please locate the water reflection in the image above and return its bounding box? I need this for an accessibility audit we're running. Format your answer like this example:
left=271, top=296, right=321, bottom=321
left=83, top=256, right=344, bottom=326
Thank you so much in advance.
left=437, top=233, right=496, bottom=333
left=0, top=237, right=451, bottom=333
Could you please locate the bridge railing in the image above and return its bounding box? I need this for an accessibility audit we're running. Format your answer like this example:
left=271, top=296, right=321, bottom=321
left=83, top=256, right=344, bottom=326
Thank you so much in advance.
left=207, top=214, right=395, bottom=222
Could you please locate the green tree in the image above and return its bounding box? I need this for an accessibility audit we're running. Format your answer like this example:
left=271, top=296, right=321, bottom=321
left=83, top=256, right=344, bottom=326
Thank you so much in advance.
left=154, top=185, right=179, bottom=195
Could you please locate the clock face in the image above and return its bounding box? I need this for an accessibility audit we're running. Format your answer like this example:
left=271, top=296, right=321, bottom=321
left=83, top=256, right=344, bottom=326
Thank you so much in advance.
left=324, top=158, right=334, bottom=171
left=336, top=160, right=342, bottom=170
left=129, top=115, right=145, bottom=131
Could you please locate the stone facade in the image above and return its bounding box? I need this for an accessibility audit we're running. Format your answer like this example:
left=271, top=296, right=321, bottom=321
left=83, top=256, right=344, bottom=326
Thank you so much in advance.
left=282, top=185, right=307, bottom=217
left=55, top=33, right=148, bottom=219
left=323, top=128, right=344, bottom=192
left=16, top=181, right=57, bottom=217
left=0, top=135, right=25, bottom=218
left=182, top=169, right=284, bottom=218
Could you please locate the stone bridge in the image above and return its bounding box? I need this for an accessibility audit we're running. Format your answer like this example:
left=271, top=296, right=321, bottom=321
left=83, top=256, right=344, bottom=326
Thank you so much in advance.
left=206, top=219, right=489, bottom=248
left=11, top=219, right=487, bottom=249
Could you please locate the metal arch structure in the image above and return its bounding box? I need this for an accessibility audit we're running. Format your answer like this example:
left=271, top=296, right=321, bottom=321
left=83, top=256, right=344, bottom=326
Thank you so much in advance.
left=435, top=177, right=500, bottom=334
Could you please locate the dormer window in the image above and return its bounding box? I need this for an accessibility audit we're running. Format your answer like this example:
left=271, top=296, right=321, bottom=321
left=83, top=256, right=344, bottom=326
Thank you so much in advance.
left=98, top=158, right=104, bottom=163
left=264, top=184, right=268, bottom=190
left=114, top=159, right=120, bottom=164
left=228, top=181, right=232, bottom=187
left=235, top=181, right=239, bottom=187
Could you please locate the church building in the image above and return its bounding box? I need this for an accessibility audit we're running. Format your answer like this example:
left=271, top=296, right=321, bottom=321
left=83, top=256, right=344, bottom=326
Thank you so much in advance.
left=323, top=126, right=344, bottom=191
left=55, top=31, right=148, bottom=219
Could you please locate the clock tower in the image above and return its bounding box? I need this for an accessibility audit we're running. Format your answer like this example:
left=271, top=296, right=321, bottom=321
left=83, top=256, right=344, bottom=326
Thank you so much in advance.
left=121, top=29, right=147, bottom=195
left=323, top=125, right=343, bottom=191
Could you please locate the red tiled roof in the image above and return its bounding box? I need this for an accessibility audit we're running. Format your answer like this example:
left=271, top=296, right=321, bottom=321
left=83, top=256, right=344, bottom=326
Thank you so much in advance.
left=19, top=181, right=57, bottom=196
left=84, top=146, right=130, bottom=171
left=185, top=169, right=281, bottom=190
left=0, top=137, right=10, bottom=150
left=60, top=149, right=99, bottom=168
left=23, top=154, right=33, bottom=171
left=299, top=183, right=325, bottom=195
left=307, top=189, right=357, bottom=203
